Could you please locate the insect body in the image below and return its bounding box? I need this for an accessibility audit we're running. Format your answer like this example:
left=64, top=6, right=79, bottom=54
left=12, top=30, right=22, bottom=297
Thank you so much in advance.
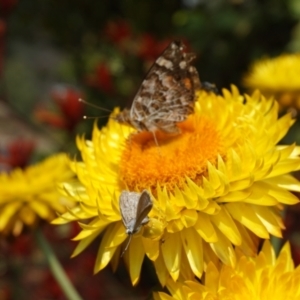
left=119, top=190, right=153, bottom=256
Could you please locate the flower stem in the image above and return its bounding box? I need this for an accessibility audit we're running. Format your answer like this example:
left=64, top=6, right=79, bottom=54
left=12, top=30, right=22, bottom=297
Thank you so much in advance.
left=34, top=228, right=83, bottom=300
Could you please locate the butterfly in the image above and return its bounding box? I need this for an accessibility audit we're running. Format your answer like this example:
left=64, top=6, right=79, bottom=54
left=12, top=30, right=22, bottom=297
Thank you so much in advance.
left=114, top=40, right=203, bottom=135
left=119, top=190, right=153, bottom=256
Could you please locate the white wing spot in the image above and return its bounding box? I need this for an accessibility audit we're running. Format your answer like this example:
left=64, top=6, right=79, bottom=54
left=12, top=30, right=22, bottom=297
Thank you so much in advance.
left=179, top=61, right=187, bottom=69
left=157, top=57, right=173, bottom=69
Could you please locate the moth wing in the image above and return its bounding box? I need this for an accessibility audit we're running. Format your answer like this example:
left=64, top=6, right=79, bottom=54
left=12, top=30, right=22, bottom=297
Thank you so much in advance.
left=119, top=191, right=139, bottom=228
left=134, top=190, right=153, bottom=231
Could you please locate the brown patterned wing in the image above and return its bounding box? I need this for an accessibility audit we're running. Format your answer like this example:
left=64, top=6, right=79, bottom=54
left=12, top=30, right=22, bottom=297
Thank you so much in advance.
left=116, top=41, right=201, bottom=133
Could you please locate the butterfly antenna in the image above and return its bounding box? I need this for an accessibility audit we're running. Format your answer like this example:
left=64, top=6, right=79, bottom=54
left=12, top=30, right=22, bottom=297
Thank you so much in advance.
left=83, top=115, right=110, bottom=120
left=79, top=98, right=113, bottom=120
left=79, top=98, right=112, bottom=113
left=121, top=234, right=132, bottom=257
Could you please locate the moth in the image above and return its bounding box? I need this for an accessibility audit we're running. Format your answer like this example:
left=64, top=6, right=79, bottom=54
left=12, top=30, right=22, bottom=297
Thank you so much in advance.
left=119, top=190, right=153, bottom=256
left=114, top=40, right=202, bottom=135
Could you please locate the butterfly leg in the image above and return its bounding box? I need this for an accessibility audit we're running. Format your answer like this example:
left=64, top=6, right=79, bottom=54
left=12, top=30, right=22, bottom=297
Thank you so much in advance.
left=151, top=131, right=162, bottom=156
left=121, top=234, right=133, bottom=257
left=152, top=131, right=159, bottom=147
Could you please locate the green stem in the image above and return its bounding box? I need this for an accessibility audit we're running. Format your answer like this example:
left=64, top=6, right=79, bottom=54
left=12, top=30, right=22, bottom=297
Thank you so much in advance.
left=34, top=228, right=83, bottom=300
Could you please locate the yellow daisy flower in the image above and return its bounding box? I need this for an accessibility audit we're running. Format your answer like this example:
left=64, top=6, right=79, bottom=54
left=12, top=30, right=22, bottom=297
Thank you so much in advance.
left=244, top=54, right=300, bottom=113
left=155, top=240, right=300, bottom=300
left=0, top=153, right=75, bottom=236
left=53, top=86, right=300, bottom=285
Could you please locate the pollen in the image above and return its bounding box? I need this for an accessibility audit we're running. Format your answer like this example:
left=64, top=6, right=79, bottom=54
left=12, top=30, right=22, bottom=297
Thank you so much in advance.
left=119, top=115, right=226, bottom=193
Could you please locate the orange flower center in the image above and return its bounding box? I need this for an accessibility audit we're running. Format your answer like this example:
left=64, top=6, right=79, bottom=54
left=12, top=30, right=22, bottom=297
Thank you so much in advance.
left=119, top=115, right=226, bottom=193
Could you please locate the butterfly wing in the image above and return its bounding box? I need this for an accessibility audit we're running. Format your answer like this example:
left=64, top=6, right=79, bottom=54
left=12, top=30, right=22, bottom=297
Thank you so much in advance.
left=134, top=190, right=153, bottom=232
left=130, top=41, right=201, bottom=133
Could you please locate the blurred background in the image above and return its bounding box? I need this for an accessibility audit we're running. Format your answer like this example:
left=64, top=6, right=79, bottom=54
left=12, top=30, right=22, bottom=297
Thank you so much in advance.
left=1, top=0, right=300, bottom=299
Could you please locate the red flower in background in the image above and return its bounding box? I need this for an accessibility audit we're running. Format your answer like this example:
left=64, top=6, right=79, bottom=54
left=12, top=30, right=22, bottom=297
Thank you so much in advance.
left=103, top=19, right=131, bottom=45
left=0, top=19, right=5, bottom=38
left=35, top=85, right=84, bottom=132
left=0, top=285, right=10, bottom=300
left=0, top=0, right=17, bottom=15
left=9, top=234, right=33, bottom=256
left=0, top=139, right=35, bottom=170
left=137, top=34, right=172, bottom=61
left=137, top=35, right=192, bottom=66
left=52, top=85, right=85, bottom=127
left=85, top=63, right=114, bottom=94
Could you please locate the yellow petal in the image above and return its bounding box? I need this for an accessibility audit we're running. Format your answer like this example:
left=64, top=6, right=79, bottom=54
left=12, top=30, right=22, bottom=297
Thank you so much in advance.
left=266, top=174, right=300, bottom=192
left=276, top=242, right=294, bottom=272
left=167, top=219, right=184, bottom=233
left=181, top=209, right=198, bottom=228
left=154, top=252, right=169, bottom=286
left=72, top=229, right=102, bottom=257
left=268, top=186, right=299, bottom=205
left=166, top=278, right=184, bottom=299
left=0, top=202, right=22, bottom=230
left=234, top=221, right=259, bottom=256
left=252, top=205, right=282, bottom=237
left=194, top=212, right=218, bottom=243
left=19, top=206, right=36, bottom=225
left=162, top=232, right=182, bottom=281
left=142, top=237, right=159, bottom=261
left=204, top=262, right=220, bottom=293
left=209, top=229, right=236, bottom=267
left=143, top=218, right=165, bottom=240
left=243, top=183, right=279, bottom=206
left=260, top=239, right=276, bottom=265
left=73, top=220, right=107, bottom=241
left=225, top=203, right=269, bottom=238
left=180, top=227, right=203, bottom=278
left=217, top=190, right=252, bottom=203
left=211, top=207, right=241, bottom=245
left=154, top=292, right=175, bottom=300
left=180, top=250, right=194, bottom=280
left=128, top=236, right=145, bottom=285
left=207, top=161, right=222, bottom=190
left=269, top=159, right=300, bottom=178
left=203, top=242, right=220, bottom=270
left=29, top=201, right=51, bottom=219
left=94, top=222, right=126, bottom=271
